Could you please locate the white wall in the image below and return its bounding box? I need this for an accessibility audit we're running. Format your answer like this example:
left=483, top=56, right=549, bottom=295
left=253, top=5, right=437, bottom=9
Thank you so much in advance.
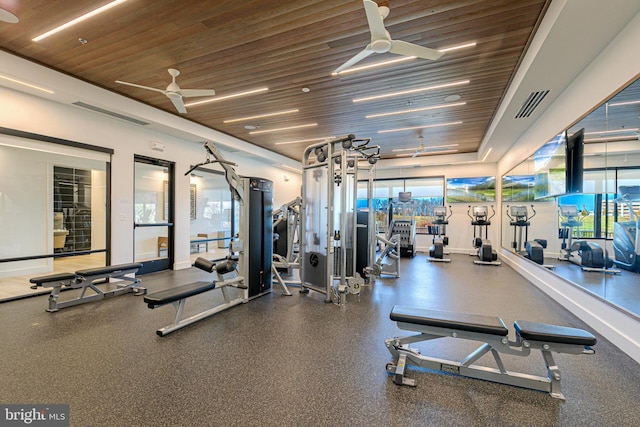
left=374, top=161, right=500, bottom=253
left=0, top=86, right=302, bottom=271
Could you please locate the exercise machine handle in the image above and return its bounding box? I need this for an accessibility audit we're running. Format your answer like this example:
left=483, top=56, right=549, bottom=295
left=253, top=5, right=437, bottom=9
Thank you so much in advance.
left=466, top=205, right=473, bottom=220
left=529, top=204, right=537, bottom=220
left=505, top=205, right=513, bottom=221
left=446, top=205, right=453, bottom=221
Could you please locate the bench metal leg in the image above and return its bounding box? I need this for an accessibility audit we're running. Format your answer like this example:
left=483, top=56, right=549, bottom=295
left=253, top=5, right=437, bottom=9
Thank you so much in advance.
left=155, top=287, right=245, bottom=337
left=542, top=350, right=564, bottom=400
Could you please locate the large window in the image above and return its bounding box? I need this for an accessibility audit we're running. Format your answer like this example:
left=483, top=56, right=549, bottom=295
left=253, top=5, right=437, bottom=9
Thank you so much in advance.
left=558, top=167, right=640, bottom=239
left=188, top=169, right=233, bottom=260
left=0, top=133, right=110, bottom=297
left=358, top=177, right=445, bottom=234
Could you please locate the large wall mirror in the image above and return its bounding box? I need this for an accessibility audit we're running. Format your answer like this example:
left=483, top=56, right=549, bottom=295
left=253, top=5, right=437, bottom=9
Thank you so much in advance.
left=502, top=75, right=640, bottom=318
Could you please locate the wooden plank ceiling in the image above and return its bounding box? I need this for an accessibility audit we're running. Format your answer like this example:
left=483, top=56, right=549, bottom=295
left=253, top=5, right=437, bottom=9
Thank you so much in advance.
left=0, top=0, right=549, bottom=161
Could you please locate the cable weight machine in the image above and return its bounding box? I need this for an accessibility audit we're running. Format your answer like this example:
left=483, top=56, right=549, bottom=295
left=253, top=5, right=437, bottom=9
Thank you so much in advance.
left=300, top=134, right=379, bottom=305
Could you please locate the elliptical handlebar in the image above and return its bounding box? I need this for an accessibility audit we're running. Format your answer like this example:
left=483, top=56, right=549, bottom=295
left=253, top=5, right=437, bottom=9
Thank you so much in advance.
left=529, top=204, right=537, bottom=220
left=488, top=205, right=496, bottom=221
left=466, top=205, right=473, bottom=220
left=446, top=205, right=453, bottom=221
left=505, top=205, right=513, bottom=221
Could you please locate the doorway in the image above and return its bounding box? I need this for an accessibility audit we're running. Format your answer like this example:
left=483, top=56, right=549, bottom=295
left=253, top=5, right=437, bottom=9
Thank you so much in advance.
left=134, top=156, right=174, bottom=274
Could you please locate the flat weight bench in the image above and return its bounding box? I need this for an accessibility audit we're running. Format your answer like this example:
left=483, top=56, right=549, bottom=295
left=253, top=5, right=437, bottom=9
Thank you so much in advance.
left=144, top=257, right=247, bottom=336
left=385, top=305, right=596, bottom=400
left=29, top=263, right=145, bottom=312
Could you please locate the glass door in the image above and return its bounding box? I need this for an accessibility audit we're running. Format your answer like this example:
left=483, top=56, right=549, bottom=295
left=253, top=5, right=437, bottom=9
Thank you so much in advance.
left=134, top=156, right=174, bottom=274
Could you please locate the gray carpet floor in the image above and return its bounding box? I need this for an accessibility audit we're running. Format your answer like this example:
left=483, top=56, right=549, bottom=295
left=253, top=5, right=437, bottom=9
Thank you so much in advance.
left=1, top=253, right=639, bottom=426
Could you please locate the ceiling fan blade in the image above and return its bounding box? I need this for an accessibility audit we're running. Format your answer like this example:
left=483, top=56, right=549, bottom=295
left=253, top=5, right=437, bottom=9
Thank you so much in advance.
left=363, top=0, right=387, bottom=41
left=334, top=46, right=374, bottom=74
left=179, top=89, right=216, bottom=97
left=167, top=93, right=187, bottom=114
left=115, top=80, right=167, bottom=94
left=411, top=151, right=419, bottom=158
left=389, top=40, right=443, bottom=60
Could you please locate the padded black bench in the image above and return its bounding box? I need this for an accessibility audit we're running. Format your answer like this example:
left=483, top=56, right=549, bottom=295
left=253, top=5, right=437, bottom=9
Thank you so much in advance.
left=30, top=263, right=145, bottom=312
left=144, top=281, right=216, bottom=309
left=144, top=257, right=247, bottom=336
left=386, top=305, right=596, bottom=400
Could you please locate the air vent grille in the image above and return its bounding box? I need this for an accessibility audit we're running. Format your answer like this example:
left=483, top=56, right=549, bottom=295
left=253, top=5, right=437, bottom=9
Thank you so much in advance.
left=514, top=90, right=550, bottom=119
left=72, top=101, right=149, bottom=126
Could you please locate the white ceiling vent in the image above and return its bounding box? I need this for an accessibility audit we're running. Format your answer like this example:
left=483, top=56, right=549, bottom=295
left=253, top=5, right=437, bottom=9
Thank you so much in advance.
left=514, top=90, right=550, bottom=119
left=72, top=101, right=149, bottom=126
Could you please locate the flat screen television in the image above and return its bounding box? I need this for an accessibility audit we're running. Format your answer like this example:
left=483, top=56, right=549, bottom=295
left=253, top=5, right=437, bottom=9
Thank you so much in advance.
left=533, top=132, right=567, bottom=199
left=566, top=128, right=584, bottom=194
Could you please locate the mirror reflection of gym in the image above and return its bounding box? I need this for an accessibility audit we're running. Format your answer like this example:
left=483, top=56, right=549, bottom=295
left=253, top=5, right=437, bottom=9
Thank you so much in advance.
left=501, top=75, right=640, bottom=317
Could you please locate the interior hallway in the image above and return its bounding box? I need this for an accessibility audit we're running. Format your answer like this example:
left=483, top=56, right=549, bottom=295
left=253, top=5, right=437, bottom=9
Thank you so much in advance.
left=1, top=254, right=639, bottom=426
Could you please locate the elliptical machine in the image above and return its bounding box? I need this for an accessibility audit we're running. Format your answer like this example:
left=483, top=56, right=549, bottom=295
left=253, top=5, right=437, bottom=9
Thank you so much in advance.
left=613, top=185, right=640, bottom=273
left=506, top=205, right=553, bottom=268
left=467, top=205, right=500, bottom=266
left=558, top=205, right=619, bottom=274
left=426, top=205, right=452, bottom=263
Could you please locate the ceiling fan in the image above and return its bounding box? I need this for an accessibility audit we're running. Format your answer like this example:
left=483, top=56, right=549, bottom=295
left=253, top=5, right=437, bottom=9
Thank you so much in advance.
left=394, top=136, right=453, bottom=157
left=116, top=68, right=215, bottom=114
left=334, top=0, right=444, bottom=74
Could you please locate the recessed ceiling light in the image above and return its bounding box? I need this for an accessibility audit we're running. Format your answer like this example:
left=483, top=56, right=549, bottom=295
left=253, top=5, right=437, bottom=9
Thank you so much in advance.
left=584, top=135, right=638, bottom=143
left=353, top=80, right=470, bottom=103
left=32, top=0, right=129, bottom=42
left=395, top=149, right=459, bottom=157
left=224, top=109, right=299, bottom=124
left=0, top=8, right=19, bottom=23
left=481, top=147, right=492, bottom=162
left=249, top=123, right=318, bottom=135
left=185, top=87, right=269, bottom=107
left=301, top=87, right=311, bottom=93
left=0, top=74, right=54, bottom=94
left=378, top=121, right=463, bottom=134
left=438, top=42, right=477, bottom=53
left=392, top=144, right=459, bottom=152
left=366, top=102, right=465, bottom=119
left=332, top=56, right=416, bottom=76
left=244, top=125, right=258, bottom=130
left=583, top=128, right=638, bottom=135
left=444, top=94, right=461, bottom=102
left=608, top=100, right=640, bottom=107
left=275, top=136, right=337, bottom=145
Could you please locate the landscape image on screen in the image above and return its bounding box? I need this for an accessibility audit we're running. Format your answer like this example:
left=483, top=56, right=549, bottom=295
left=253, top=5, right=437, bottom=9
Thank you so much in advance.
left=533, top=132, right=566, bottom=199
left=446, top=176, right=496, bottom=203
left=502, top=175, right=535, bottom=202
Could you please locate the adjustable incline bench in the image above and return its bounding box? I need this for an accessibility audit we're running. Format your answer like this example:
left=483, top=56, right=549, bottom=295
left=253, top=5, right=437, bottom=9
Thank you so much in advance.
left=385, top=305, right=596, bottom=400
left=29, top=263, right=145, bottom=312
left=144, top=257, right=246, bottom=336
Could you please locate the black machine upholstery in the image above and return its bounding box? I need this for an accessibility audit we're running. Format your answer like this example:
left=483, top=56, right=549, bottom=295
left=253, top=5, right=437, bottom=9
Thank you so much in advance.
left=390, top=305, right=508, bottom=336
left=515, top=320, right=597, bottom=346
left=75, top=262, right=142, bottom=277
left=144, top=281, right=216, bottom=308
left=29, top=272, right=77, bottom=286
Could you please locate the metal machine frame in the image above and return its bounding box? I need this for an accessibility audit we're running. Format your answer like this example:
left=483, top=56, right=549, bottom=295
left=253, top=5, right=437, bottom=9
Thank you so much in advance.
left=426, top=205, right=452, bottom=263
left=558, top=205, right=619, bottom=274
left=300, top=134, right=379, bottom=304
